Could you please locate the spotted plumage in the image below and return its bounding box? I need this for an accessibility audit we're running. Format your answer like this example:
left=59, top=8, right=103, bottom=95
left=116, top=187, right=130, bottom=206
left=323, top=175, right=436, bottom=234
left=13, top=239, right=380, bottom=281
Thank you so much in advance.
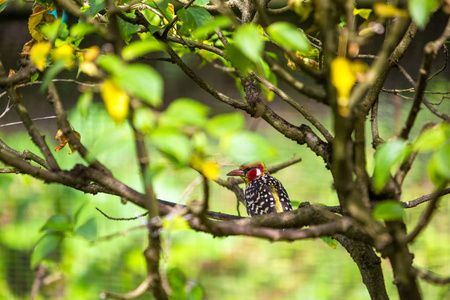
left=227, top=161, right=293, bottom=216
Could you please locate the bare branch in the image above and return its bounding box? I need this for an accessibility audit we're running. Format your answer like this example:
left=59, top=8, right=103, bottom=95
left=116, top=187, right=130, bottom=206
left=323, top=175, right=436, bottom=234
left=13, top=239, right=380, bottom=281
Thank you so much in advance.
left=404, top=187, right=448, bottom=244
left=413, top=267, right=450, bottom=285
left=401, top=188, right=450, bottom=208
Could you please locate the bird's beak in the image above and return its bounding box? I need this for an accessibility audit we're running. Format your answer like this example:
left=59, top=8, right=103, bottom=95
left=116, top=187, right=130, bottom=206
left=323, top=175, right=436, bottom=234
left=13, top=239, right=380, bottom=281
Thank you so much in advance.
left=227, top=169, right=245, bottom=177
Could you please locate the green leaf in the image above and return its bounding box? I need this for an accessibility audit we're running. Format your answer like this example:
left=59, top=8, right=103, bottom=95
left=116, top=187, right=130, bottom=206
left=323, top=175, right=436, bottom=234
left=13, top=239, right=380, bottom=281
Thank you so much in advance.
left=30, top=232, right=63, bottom=269
left=188, top=284, right=204, bottom=300
left=30, top=72, right=39, bottom=84
left=40, top=19, right=63, bottom=42
left=206, top=112, right=245, bottom=138
left=122, top=39, right=165, bottom=61
left=194, top=0, right=209, bottom=5
left=114, top=64, right=163, bottom=107
left=222, top=131, right=278, bottom=162
left=70, top=23, right=96, bottom=38
left=192, top=15, right=231, bottom=40
left=77, top=90, right=93, bottom=118
left=97, top=54, right=126, bottom=74
left=168, top=268, right=187, bottom=299
left=84, top=0, right=106, bottom=17
left=118, top=15, right=140, bottom=43
left=373, top=140, right=410, bottom=192
left=266, top=22, right=310, bottom=52
left=41, top=214, right=73, bottom=232
left=150, top=127, right=191, bottom=166
left=234, top=24, right=264, bottom=63
left=159, top=98, right=210, bottom=128
left=133, top=107, right=156, bottom=134
left=413, top=124, right=447, bottom=152
left=408, top=0, right=439, bottom=30
left=178, top=7, right=211, bottom=32
left=428, top=145, right=450, bottom=188
left=353, top=8, right=372, bottom=20
left=320, top=237, right=339, bottom=249
left=40, top=60, right=65, bottom=92
left=225, top=43, right=254, bottom=75
left=372, top=200, right=405, bottom=221
left=75, top=217, right=97, bottom=241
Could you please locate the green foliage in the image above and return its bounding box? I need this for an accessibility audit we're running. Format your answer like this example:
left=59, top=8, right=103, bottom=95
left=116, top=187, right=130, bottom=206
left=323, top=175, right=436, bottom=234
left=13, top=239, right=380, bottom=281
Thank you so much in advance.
left=206, top=112, right=245, bottom=138
left=372, top=200, right=406, bottom=221
left=408, top=0, right=439, bottom=29
left=266, top=22, right=310, bottom=52
left=97, top=55, right=163, bottom=107
left=122, top=39, right=165, bottom=61
left=31, top=232, right=64, bottom=269
left=233, top=24, right=264, bottom=64
left=178, top=7, right=211, bottom=34
left=373, top=139, right=410, bottom=192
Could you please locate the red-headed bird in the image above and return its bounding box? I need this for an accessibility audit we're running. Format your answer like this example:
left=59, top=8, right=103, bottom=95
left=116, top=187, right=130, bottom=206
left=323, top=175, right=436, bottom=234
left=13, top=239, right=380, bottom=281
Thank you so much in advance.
left=227, top=161, right=293, bottom=216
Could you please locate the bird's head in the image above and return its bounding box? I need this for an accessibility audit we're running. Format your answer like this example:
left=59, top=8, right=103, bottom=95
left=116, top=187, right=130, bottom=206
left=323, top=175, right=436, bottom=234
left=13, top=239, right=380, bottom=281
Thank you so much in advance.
left=226, top=161, right=269, bottom=184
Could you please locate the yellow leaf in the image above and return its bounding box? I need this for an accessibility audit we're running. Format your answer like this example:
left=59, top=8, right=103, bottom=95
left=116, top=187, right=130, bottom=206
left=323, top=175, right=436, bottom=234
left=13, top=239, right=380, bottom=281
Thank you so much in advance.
left=28, top=5, right=53, bottom=41
left=202, top=160, right=220, bottom=180
left=331, top=57, right=356, bottom=117
left=30, top=41, right=52, bottom=71
left=162, top=215, right=190, bottom=231
left=101, top=79, right=129, bottom=124
left=51, top=44, right=74, bottom=67
left=373, top=3, right=408, bottom=18
left=83, top=46, right=100, bottom=62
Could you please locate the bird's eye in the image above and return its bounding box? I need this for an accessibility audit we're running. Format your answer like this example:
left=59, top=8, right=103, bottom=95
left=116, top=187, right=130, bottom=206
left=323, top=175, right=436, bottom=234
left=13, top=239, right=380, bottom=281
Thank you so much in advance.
left=245, top=167, right=251, bottom=172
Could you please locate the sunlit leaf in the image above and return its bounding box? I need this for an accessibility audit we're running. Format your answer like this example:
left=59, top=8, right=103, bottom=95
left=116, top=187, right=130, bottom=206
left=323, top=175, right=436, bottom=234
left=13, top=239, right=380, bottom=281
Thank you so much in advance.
left=202, top=160, right=220, bottom=180
left=408, top=0, right=439, bottom=29
left=353, top=8, right=372, bottom=20
left=373, top=140, right=410, bottom=192
left=122, top=39, right=165, bottom=61
left=206, top=112, right=245, bottom=138
left=192, top=15, right=230, bottom=39
left=373, top=3, right=408, bottom=18
left=40, top=19, right=62, bottom=41
left=288, top=0, right=313, bottom=21
left=96, top=54, right=126, bottom=74
left=225, top=43, right=254, bottom=75
left=178, top=7, right=211, bottom=31
left=51, top=43, right=74, bottom=67
left=30, top=41, right=52, bottom=71
left=101, top=78, right=130, bottom=124
left=331, top=57, right=356, bottom=117
left=266, top=22, right=310, bottom=52
left=428, top=145, right=450, bottom=188
left=413, top=124, right=447, bottom=152
left=150, top=127, right=191, bottom=166
left=30, top=232, right=63, bottom=269
left=114, top=64, right=163, bottom=107
left=77, top=91, right=93, bottom=118
left=372, top=200, right=405, bottom=221
left=160, top=98, right=209, bottom=128
left=234, top=24, right=264, bottom=63
left=70, top=23, right=97, bottom=38
left=132, top=107, right=156, bottom=134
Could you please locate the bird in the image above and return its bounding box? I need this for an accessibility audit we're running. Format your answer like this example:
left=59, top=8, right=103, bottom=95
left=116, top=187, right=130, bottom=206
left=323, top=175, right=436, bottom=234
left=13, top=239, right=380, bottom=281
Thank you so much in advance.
left=227, top=161, right=293, bottom=216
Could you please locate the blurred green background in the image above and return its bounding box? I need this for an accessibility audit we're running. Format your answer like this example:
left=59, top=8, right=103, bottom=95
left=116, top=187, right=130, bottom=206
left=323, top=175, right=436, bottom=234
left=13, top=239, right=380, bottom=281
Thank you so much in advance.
left=1, top=81, right=449, bottom=299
